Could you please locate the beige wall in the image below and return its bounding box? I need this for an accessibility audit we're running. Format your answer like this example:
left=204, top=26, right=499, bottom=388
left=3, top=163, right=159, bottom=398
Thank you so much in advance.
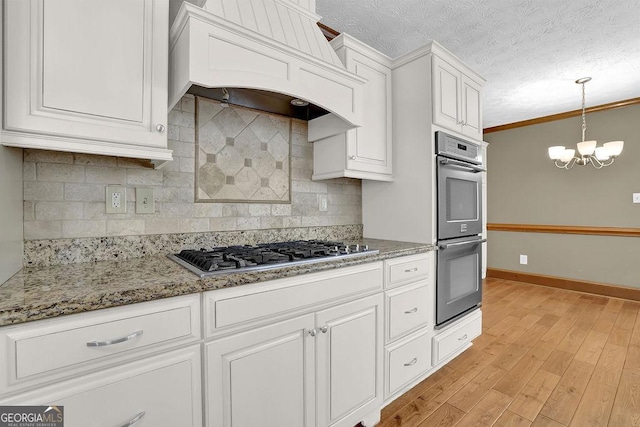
left=485, top=104, right=640, bottom=288
left=22, top=95, right=362, bottom=240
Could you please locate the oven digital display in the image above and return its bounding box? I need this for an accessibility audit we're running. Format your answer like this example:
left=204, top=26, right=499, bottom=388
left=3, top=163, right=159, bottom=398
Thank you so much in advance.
left=457, top=143, right=467, bottom=151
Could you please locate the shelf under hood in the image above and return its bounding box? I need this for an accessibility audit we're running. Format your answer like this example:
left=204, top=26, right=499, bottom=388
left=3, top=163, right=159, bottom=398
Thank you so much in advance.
left=168, top=1, right=366, bottom=141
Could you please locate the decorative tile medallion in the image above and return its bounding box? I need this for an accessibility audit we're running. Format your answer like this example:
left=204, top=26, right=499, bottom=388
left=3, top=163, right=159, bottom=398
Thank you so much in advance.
left=195, top=97, right=291, bottom=203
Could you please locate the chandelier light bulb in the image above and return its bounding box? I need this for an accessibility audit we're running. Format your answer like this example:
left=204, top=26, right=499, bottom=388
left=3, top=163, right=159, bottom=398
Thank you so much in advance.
left=576, top=140, right=596, bottom=156
left=595, top=147, right=610, bottom=161
left=548, top=146, right=565, bottom=160
left=560, top=149, right=575, bottom=163
left=603, top=140, right=624, bottom=157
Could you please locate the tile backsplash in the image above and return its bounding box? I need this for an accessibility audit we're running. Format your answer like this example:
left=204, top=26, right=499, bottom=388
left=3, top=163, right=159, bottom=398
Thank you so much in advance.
left=22, top=94, right=362, bottom=241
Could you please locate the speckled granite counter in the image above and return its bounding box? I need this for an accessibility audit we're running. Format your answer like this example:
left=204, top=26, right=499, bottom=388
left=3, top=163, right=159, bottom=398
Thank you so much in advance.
left=0, top=239, right=434, bottom=327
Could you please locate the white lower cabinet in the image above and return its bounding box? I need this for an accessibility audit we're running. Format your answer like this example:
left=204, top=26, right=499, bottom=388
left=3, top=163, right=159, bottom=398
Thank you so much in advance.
left=205, top=293, right=384, bottom=427
left=1, top=345, right=203, bottom=427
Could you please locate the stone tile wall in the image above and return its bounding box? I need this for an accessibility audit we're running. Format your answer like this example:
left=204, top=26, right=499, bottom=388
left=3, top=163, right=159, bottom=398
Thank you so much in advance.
left=22, top=94, right=362, bottom=241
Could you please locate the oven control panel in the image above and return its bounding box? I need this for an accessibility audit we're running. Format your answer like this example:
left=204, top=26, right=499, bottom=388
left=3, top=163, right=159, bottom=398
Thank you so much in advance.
left=435, top=131, right=482, bottom=165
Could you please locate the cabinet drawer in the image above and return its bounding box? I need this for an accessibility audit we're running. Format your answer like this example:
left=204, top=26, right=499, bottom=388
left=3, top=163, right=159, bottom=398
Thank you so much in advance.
left=387, top=281, right=431, bottom=342
left=204, top=262, right=383, bottom=335
left=2, top=346, right=202, bottom=427
left=2, top=295, right=200, bottom=391
left=386, top=330, right=432, bottom=398
left=385, top=253, right=431, bottom=289
left=432, top=310, right=482, bottom=365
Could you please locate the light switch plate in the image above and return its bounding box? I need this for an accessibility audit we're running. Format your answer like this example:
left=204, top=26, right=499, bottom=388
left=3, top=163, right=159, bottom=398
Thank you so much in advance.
left=318, top=194, right=328, bottom=212
left=633, top=193, right=640, bottom=204
left=136, top=188, right=155, bottom=214
left=105, top=186, right=126, bottom=214
left=519, top=254, right=528, bottom=265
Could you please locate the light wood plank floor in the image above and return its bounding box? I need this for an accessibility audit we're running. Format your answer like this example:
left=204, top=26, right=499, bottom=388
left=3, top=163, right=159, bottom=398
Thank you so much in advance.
left=377, top=277, right=640, bottom=427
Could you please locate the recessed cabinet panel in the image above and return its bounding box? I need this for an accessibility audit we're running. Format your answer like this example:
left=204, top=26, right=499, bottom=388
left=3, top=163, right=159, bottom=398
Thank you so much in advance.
left=2, top=346, right=202, bottom=427
left=316, top=294, right=383, bottom=427
left=438, top=67, right=459, bottom=124
left=205, top=314, right=316, bottom=427
left=43, top=0, right=145, bottom=122
left=461, top=76, right=482, bottom=139
left=351, top=60, right=388, bottom=165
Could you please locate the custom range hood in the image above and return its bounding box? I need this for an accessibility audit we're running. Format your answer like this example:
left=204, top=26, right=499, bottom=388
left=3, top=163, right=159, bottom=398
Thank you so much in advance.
left=169, top=0, right=366, bottom=141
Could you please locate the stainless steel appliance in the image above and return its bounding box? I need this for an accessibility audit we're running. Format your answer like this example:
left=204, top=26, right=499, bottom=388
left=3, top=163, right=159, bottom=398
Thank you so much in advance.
left=436, top=131, right=485, bottom=327
left=168, top=240, right=378, bottom=278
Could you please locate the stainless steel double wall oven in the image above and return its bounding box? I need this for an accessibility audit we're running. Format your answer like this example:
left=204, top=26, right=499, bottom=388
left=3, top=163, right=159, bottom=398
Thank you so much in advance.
left=435, top=131, right=485, bottom=328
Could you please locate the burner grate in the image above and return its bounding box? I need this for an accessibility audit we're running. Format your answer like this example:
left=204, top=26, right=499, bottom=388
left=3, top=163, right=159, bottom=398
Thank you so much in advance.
left=169, top=240, right=377, bottom=277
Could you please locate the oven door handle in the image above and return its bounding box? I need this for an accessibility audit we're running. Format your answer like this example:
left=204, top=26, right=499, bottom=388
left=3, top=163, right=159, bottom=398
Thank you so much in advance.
left=439, top=238, right=487, bottom=250
left=439, top=158, right=486, bottom=173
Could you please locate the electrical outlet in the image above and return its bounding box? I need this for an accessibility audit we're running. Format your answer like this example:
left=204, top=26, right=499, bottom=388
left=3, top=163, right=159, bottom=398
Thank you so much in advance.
left=519, top=254, right=528, bottom=265
left=318, top=194, right=328, bottom=212
left=105, top=186, right=127, bottom=214
left=633, top=193, right=640, bottom=204
left=136, top=188, right=155, bottom=214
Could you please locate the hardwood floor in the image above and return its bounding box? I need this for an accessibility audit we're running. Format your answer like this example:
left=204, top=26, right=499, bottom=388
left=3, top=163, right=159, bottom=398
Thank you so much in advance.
left=378, top=277, right=640, bottom=426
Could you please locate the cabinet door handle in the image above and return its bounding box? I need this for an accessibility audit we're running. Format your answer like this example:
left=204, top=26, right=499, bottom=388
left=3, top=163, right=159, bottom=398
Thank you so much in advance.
left=120, top=411, right=145, bottom=427
left=404, top=307, right=418, bottom=314
left=320, top=326, right=328, bottom=333
left=349, top=155, right=357, bottom=160
left=404, top=267, right=418, bottom=273
left=308, top=328, right=317, bottom=337
left=86, top=330, right=143, bottom=347
left=458, top=334, right=468, bottom=341
left=156, top=124, right=166, bottom=133
left=404, top=358, right=418, bottom=367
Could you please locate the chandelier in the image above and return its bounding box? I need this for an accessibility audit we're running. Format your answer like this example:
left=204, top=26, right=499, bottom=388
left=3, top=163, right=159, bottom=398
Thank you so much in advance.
left=548, top=77, right=623, bottom=169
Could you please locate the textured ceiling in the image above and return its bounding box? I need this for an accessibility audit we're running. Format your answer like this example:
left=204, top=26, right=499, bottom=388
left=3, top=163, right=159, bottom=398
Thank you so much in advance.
left=316, top=0, right=640, bottom=128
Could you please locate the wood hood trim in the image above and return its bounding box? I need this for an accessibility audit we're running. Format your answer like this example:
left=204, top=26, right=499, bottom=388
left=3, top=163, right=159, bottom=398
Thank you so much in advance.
left=487, top=223, right=640, bottom=238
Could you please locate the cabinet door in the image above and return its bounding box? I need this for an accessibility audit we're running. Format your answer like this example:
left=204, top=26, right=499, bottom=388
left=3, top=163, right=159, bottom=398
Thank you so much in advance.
left=432, top=56, right=461, bottom=132
left=205, top=314, right=316, bottom=427
left=461, top=75, right=483, bottom=140
left=315, top=294, right=383, bottom=427
left=1, top=346, right=202, bottom=427
left=3, top=0, right=170, bottom=158
left=346, top=52, right=392, bottom=176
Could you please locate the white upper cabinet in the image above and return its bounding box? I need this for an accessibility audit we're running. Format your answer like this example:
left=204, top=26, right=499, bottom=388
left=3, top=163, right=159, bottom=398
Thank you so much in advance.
left=313, top=34, right=393, bottom=181
left=433, top=54, right=483, bottom=141
left=2, top=0, right=172, bottom=161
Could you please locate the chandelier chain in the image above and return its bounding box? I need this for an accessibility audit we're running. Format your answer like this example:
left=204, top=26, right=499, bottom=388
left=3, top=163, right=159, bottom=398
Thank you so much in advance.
left=580, top=81, right=586, bottom=143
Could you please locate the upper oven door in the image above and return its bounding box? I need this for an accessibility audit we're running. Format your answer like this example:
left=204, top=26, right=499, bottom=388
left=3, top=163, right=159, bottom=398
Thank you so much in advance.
left=437, top=156, right=484, bottom=240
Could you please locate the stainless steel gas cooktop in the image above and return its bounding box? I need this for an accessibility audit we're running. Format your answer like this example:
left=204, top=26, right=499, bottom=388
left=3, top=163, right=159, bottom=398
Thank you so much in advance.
left=168, top=240, right=378, bottom=278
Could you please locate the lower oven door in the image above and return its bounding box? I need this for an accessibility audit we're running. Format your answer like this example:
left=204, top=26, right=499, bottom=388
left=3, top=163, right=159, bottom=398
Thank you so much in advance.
left=436, top=235, right=485, bottom=327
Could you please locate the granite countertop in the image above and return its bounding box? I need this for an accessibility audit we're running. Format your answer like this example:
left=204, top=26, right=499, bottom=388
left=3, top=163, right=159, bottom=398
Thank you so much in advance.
left=0, top=238, right=434, bottom=327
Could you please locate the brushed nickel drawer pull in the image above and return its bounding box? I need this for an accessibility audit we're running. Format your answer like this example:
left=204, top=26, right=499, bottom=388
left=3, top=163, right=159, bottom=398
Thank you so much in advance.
left=404, top=267, right=418, bottom=273
left=320, top=326, right=328, bottom=333
left=86, top=330, right=143, bottom=347
left=120, top=411, right=145, bottom=427
left=308, top=328, right=317, bottom=337
left=458, top=334, right=468, bottom=341
left=404, top=358, right=418, bottom=367
left=404, top=307, right=418, bottom=314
